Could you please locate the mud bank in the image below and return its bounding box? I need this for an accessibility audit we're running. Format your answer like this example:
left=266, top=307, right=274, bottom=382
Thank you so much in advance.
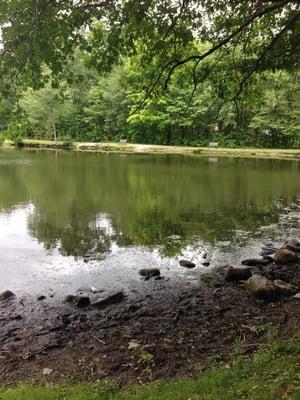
left=0, top=260, right=299, bottom=386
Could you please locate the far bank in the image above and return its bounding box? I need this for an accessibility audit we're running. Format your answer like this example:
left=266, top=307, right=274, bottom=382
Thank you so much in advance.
left=2, top=139, right=300, bottom=160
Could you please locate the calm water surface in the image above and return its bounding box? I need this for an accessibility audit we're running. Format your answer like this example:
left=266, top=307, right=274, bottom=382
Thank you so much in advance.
left=0, top=150, right=299, bottom=295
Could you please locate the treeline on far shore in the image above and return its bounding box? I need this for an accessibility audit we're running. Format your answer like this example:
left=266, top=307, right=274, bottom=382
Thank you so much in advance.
left=1, top=45, right=299, bottom=149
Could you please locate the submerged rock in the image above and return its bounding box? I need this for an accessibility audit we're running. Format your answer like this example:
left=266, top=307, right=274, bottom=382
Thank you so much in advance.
left=65, top=295, right=91, bottom=308
left=37, top=295, right=46, bottom=301
left=245, top=274, right=277, bottom=301
left=285, top=238, right=300, bottom=253
left=0, top=290, right=15, bottom=301
left=92, top=291, right=124, bottom=308
left=241, top=258, right=270, bottom=266
left=274, top=248, right=298, bottom=264
left=202, top=261, right=210, bottom=267
left=179, top=260, right=196, bottom=268
left=224, top=266, right=252, bottom=282
left=139, top=268, right=160, bottom=278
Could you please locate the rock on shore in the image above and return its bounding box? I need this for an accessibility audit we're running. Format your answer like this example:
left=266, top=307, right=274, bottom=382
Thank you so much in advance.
left=241, top=258, right=270, bottom=266
left=274, top=248, right=298, bottom=264
left=139, top=268, right=161, bottom=278
left=245, top=275, right=278, bottom=300
left=92, top=291, right=125, bottom=308
left=224, top=266, right=252, bottom=282
left=0, top=290, right=15, bottom=301
left=285, top=238, right=300, bottom=253
left=65, top=295, right=91, bottom=308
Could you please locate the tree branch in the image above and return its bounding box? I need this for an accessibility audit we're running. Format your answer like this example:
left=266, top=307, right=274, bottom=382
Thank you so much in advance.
left=129, top=59, right=176, bottom=115
left=162, top=0, right=294, bottom=89
left=74, top=0, right=114, bottom=10
left=232, top=9, right=300, bottom=101
left=162, top=0, right=190, bottom=40
left=5, top=0, right=56, bottom=88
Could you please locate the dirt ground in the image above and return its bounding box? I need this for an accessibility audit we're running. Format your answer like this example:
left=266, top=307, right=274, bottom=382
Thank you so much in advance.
left=0, top=261, right=299, bottom=386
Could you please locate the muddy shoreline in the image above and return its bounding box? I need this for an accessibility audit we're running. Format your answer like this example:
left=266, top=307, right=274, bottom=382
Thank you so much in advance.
left=1, top=260, right=299, bottom=386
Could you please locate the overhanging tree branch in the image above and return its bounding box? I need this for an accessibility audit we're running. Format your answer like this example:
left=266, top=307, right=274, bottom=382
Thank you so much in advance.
left=129, top=0, right=295, bottom=114
left=162, top=0, right=294, bottom=90
left=232, top=9, right=300, bottom=101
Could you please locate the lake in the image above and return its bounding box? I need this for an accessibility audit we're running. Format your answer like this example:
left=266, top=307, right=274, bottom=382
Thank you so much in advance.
left=0, top=149, right=299, bottom=296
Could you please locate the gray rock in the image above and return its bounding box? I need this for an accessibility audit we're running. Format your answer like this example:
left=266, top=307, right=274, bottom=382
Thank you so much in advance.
left=179, top=260, right=196, bottom=268
left=139, top=268, right=160, bottom=278
left=92, top=291, right=124, bottom=308
left=273, top=280, right=294, bottom=297
left=65, top=295, right=77, bottom=303
left=245, top=274, right=278, bottom=301
left=167, top=235, right=181, bottom=241
left=42, top=368, right=53, bottom=376
left=0, top=290, right=15, bottom=301
left=128, top=340, right=141, bottom=350
left=261, top=244, right=276, bottom=254
left=224, top=266, right=252, bottom=282
left=260, top=248, right=276, bottom=256
left=293, top=293, right=300, bottom=300
left=241, top=258, right=270, bottom=266
left=274, top=248, right=298, bottom=264
left=285, top=238, right=300, bottom=253
left=262, top=255, right=273, bottom=263
left=259, top=250, right=275, bottom=257
left=90, top=286, right=104, bottom=293
left=76, top=287, right=104, bottom=294
left=65, top=295, right=91, bottom=308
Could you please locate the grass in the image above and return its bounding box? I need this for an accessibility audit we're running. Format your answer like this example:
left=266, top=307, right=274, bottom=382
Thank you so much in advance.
left=2, top=139, right=300, bottom=159
left=1, top=340, right=300, bottom=400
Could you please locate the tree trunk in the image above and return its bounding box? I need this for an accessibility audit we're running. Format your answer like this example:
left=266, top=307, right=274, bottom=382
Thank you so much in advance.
left=166, top=126, right=172, bottom=145
left=52, top=121, right=57, bottom=143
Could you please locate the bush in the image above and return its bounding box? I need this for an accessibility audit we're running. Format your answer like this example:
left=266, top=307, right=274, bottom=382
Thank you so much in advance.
left=0, top=133, right=5, bottom=146
left=61, top=135, right=73, bottom=148
left=5, top=121, right=25, bottom=147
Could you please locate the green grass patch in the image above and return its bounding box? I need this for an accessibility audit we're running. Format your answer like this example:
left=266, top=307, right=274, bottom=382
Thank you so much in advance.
left=1, top=340, right=300, bottom=400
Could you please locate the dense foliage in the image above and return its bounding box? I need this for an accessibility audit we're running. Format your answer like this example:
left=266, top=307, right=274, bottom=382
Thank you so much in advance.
left=1, top=50, right=299, bottom=148
left=0, top=0, right=299, bottom=147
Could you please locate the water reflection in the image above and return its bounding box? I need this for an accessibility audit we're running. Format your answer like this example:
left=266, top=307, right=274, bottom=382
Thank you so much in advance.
left=0, top=150, right=299, bottom=261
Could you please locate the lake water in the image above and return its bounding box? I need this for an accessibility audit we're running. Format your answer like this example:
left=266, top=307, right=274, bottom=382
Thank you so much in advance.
left=0, top=149, right=299, bottom=296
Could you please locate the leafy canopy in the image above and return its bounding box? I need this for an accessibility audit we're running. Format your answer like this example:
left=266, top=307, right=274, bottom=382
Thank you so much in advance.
left=0, top=0, right=299, bottom=98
